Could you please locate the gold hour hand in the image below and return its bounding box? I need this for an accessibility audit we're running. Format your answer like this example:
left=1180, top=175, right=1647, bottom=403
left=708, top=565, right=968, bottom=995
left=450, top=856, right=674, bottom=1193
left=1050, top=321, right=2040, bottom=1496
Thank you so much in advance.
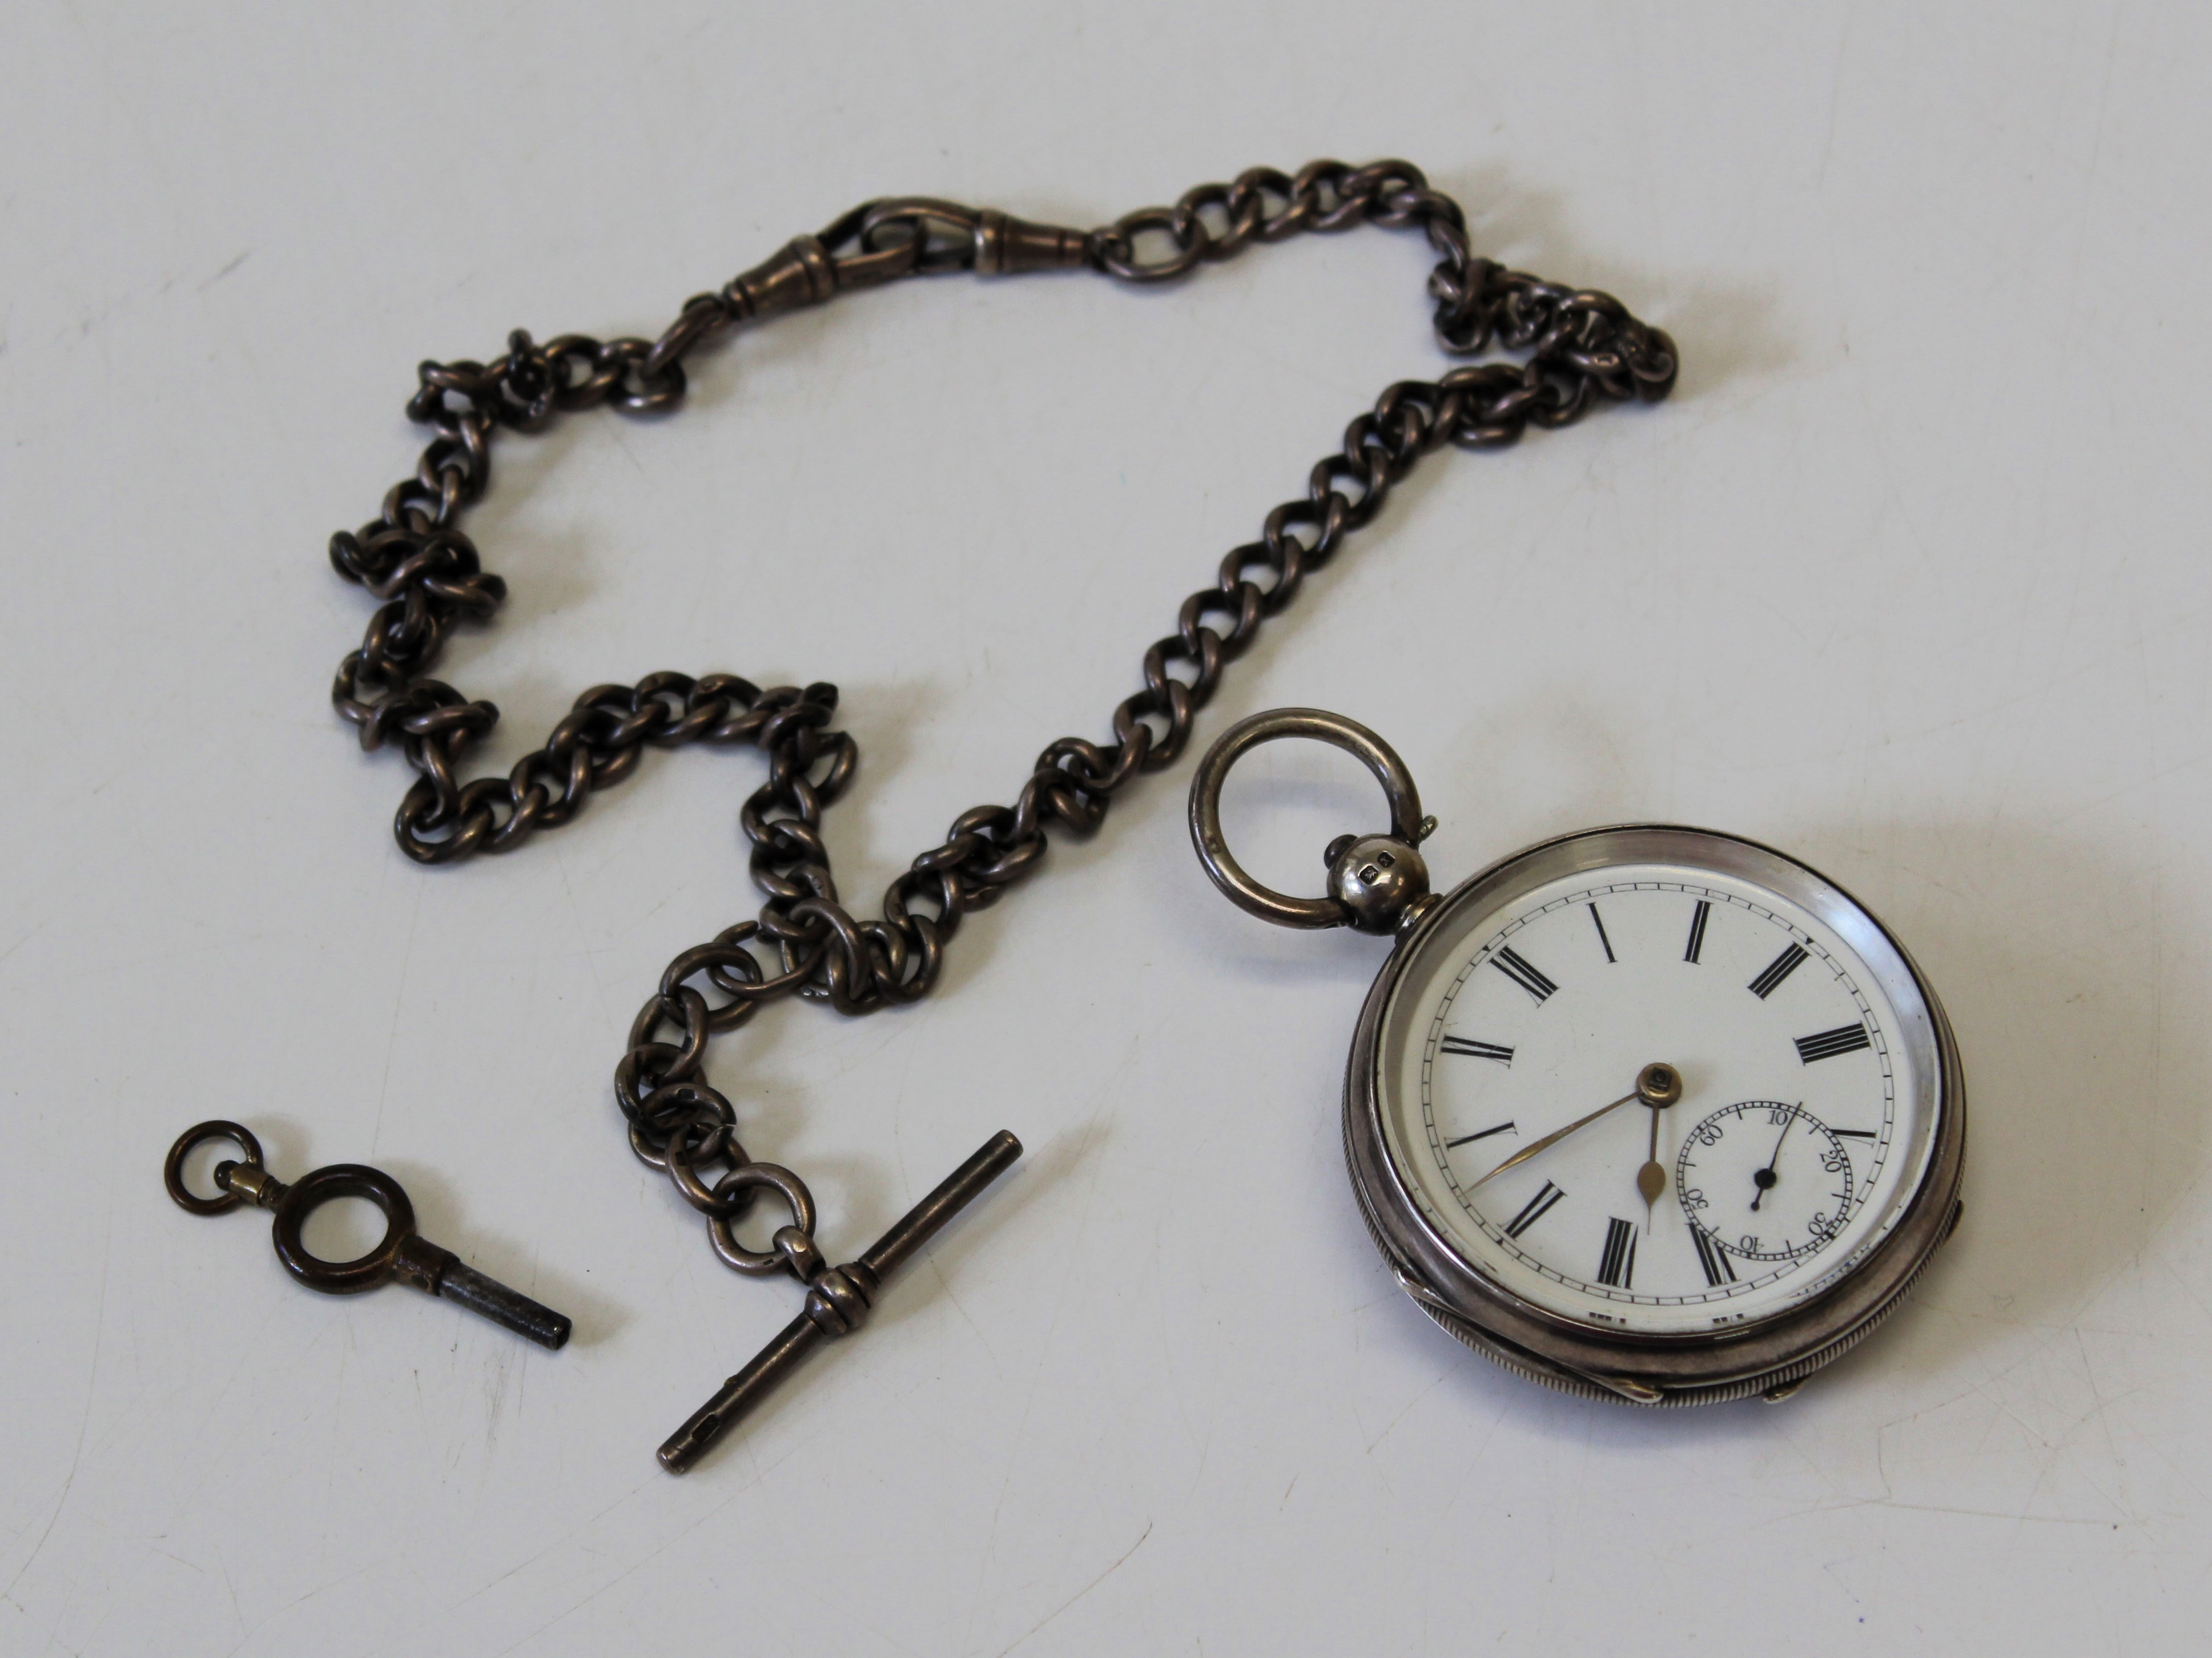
left=1471, top=1063, right=1682, bottom=1191
left=1640, top=1092, right=1669, bottom=1230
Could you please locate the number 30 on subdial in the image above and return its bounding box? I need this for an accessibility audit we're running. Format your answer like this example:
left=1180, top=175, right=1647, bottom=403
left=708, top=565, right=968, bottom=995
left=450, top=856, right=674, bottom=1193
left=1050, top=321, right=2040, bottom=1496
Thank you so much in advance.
left=1675, top=1100, right=1855, bottom=1264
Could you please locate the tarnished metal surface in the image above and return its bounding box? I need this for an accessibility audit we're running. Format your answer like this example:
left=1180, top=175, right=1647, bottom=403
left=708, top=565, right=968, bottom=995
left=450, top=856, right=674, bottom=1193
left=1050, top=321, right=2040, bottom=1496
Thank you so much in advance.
left=659, top=1131, right=1023, bottom=1473
left=1187, top=707, right=1433, bottom=932
left=163, top=1122, right=573, bottom=1349
left=313, top=162, right=1674, bottom=1458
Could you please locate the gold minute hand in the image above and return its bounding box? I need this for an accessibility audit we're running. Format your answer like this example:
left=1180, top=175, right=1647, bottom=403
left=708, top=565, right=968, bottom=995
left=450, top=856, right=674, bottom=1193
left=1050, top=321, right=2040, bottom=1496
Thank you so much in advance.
left=1470, top=1091, right=1638, bottom=1190
left=1469, top=1063, right=1684, bottom=1192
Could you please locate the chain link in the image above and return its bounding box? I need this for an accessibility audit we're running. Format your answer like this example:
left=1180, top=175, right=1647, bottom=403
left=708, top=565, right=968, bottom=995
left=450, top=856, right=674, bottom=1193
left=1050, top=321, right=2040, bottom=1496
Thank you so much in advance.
left=324, top=160, right=1677, bottom=1279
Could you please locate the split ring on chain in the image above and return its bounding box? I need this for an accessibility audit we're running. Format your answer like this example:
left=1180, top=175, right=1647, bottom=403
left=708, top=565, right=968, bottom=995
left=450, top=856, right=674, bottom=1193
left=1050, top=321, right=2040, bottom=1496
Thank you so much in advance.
left=163, top=1118, right=264, bottom=1216
left=707, top=1164, right=819, bottom=1278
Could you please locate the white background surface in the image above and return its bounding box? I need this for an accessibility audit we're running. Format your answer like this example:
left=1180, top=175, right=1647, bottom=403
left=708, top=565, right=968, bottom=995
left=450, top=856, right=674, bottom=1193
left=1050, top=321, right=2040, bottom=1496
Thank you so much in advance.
left=3, top=3, right=2206, bottom=1653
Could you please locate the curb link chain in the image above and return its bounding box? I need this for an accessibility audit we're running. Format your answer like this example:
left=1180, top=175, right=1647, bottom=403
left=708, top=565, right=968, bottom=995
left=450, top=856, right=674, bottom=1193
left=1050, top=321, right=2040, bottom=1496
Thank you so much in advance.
left=323, top=159, right=1678, bottom=1281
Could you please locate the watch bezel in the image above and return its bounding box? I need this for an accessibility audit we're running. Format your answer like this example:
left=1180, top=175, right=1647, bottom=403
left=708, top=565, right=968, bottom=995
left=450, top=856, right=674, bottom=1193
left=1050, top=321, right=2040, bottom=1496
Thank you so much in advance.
left=1344, top=823, right=1966, bottom=1399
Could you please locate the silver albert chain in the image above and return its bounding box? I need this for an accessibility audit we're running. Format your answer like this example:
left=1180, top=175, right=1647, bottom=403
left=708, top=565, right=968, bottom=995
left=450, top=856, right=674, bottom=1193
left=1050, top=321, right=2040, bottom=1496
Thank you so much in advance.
left=281, top=160, right=1672, bottom=1468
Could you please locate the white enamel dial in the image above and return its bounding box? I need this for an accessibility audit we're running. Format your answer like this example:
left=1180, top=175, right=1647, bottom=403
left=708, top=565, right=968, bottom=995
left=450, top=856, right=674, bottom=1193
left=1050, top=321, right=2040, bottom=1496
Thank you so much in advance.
left=1377, top=860, right=1938, bottom=1337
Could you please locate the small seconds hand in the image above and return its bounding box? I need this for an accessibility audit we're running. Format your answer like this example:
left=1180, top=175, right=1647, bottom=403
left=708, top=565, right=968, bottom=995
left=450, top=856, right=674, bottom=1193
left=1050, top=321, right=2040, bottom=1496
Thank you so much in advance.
left=1750, top=1100, right=1803, bottom=1213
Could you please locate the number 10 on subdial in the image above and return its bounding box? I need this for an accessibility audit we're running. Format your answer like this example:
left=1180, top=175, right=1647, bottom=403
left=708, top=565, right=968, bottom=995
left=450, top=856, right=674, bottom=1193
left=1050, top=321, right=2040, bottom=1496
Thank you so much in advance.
left=1676, top=1101, right=1855, bottom=1263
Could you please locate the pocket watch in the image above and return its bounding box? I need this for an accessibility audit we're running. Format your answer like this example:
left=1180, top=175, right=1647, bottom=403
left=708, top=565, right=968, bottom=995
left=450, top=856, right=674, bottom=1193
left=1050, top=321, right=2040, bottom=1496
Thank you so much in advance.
left=1191, top=709, right=1966, bottom=1405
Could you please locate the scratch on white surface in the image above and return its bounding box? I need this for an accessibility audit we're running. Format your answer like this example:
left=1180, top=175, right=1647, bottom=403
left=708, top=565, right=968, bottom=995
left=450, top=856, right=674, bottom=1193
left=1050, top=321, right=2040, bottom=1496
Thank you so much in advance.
left=1863, top=1350, right=2146, bottom=1535
left=2045, top=749, right=2212, bottom=831
left=551, top=841, right=620, bottom=1041
left=1364, top=1368, right=1450, bottom=1456
left=215, top=1535, right=242, bottom=1635
left=196, top=249, right=251, bottom=292
left=1764, top=1409, right=1856, bottom=1507
left=2151, top=1251, right=2212, bottom=1331
left=220, top=1554, right=386, bottom=1657
left=1812, top=7, right=1854, bottom=192
left=2059, top=6, right=2123, bottom=339
left=477, top=1465, right=785, bottom=1655
left=323, top=1318, right=356, bottom=1542
left=0, top=912, right=52, bottom=969
left=456, top=1472, right=672, bottom=1604
left=607, top=421, right=650, bottom=477
left=372, top=876, right=428, bottom=1154
left=0, top=1466, right=74, bottom=1615
left=966, top=1035, right=1139, bottom=1649
left=1, top=932, right=279, bottom=996
left=149, top=1543, right=207, bottom=1577
left=923, top=1249, right=998, bottom=1371
left=2075, top=1325, right=2126, bottom=1489
left=1803, top=1488, right=2128, bottom=1528
left=992, top=1520, right=1155, bottom=1658
left=0, top=1163, right=113, bottom=1609
left=484, top=1345, right=510, bottom=1447
left=162, top=1295, right=291, bottom=1520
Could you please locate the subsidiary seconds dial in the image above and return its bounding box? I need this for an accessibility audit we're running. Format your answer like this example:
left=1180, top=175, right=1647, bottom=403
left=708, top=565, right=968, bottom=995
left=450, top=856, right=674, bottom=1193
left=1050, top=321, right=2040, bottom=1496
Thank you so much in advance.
left=1675, top=1101, right=1856, bottom=1265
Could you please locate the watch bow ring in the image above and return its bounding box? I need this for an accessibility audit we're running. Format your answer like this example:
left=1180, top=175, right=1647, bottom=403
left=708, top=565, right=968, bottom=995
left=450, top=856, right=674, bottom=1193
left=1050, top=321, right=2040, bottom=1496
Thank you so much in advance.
left=1188, top=707, right=1438, bottom=934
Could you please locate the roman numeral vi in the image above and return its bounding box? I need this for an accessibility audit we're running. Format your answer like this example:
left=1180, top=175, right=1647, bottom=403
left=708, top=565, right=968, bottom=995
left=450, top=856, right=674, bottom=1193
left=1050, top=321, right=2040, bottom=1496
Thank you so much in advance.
left=1596, top=1216, right=1636, bottom=1288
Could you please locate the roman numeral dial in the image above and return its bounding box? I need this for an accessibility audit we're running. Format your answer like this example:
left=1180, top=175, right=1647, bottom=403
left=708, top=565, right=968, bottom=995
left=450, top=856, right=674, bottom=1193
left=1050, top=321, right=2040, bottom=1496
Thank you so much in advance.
left=1409, top=874, right=1904, bottom=1323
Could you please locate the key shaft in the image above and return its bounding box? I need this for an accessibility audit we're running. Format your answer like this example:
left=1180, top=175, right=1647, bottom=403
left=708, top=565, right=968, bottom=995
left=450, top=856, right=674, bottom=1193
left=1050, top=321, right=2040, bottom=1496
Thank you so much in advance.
left=432, top=1256, right=574, bottom=1348
left=392, top=1232, right=573, bottom=1348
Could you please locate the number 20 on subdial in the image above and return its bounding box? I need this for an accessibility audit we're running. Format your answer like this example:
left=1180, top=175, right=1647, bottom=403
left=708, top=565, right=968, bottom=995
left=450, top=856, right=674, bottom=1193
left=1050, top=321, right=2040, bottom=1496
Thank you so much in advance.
left=1676, top=1100, right=1855, bottom=1264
